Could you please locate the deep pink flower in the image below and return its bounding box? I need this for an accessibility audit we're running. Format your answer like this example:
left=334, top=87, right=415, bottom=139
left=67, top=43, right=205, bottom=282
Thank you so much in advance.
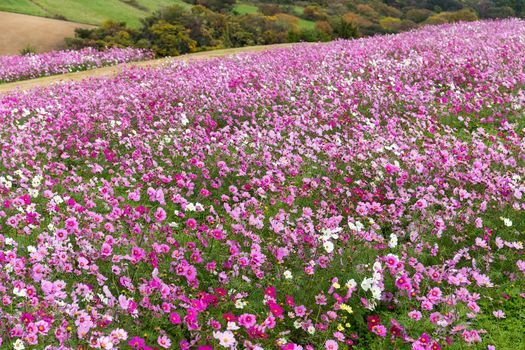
left=186, top=218, right=197, bottom=229
left=155, top=207, right=167, bottom=222
left=238, top=313, right=256, bottom=328
left=170, top=312, right=181, bottom=325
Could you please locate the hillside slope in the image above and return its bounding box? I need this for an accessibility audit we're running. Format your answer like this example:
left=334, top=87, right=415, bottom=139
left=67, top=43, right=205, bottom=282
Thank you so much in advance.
left=0, top=19, right=523, bottom=350
left=0, top=11, right=94, bottom=55
left=0, top=0, right=314, bottom=29
left=0, top=0, right=191, bottom=28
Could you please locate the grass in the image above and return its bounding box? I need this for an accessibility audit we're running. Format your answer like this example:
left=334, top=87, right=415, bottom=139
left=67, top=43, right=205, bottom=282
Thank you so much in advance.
left=233, top=3, right=259, bottom=15
left=0, top=0, right=191, bottom=28
left=32, top=0, right=147, bottom=27
left=298, top=18, right=316, bottom=30
left=0, top=0, right=316, bottom=30
left=0, top=0, right=48, bottom=17
left=139, top=0, right=191, bottom=11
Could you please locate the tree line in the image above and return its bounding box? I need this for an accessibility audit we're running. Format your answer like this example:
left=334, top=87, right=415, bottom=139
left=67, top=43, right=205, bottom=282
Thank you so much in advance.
left=67, top=0, right=524, bottom=57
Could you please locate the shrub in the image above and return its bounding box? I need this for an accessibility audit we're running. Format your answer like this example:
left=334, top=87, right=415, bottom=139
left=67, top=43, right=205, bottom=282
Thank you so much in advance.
left=426, top=8, right=479, bottom=24
left=405, top=8, right=434, bottom=23
left=288, top=28, right=331, bottom=42
left=315, top=20, right=333, bottom=36
left=330, top=17, right=359, bottom=39
left=356, top=4, right=380, bottom=20
left=303, top=5, right=328, bottom=21
left=19, top=45, right=37, bottom=56
left=258, top=4, right=282, bottom=16
left=146, top=20, right=197, bottom=56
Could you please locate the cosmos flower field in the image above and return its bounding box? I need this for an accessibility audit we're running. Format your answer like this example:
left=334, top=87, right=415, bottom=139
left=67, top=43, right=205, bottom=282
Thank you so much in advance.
left=0, top=47, right=153, bottom=83
left=0, top=19, right=524, bottom=350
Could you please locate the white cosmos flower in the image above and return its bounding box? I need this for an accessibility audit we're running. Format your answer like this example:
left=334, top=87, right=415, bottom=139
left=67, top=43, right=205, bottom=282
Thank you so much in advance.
left=345, top=279, right=357, bottom=289
left=361, top=278, right=373, bottom=291
left=388, top=233, right=398, bottom=248
left=323, top=241, right=334, bottom=253
left=13, top=339, right=25, bottom=350
left=214, top=331, right=235, bottom=348
left=371, top=286, right=382, bottom=300
left=234, top=299, right=246, bottom=309
left=502, top=217, right=513, bottom=227
left=227, top=322, right=239, bottom=330
left=365, top=299, right=377, bottom=311
left=13, top=287, right=27, bottom=297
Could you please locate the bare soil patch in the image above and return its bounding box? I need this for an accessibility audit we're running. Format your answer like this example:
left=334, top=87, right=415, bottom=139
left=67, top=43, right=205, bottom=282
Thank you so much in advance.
left=0, top=11, right=94, bottom=55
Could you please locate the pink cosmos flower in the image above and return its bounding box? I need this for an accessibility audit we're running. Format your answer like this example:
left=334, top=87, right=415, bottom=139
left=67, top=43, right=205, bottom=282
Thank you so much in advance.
left=268, top=301, right=284, bottom=318
left=418, top=333, right=430, bottom=345
left=170, top=312, right=181, bottom=325
left=158, top=335, right=172, bottom=349
left=371, top=324, right=387, bottom=337
left=408, top=310, right=422, bottom=321
left=294, top=305, right=307, bottom=317
left=131, top=246, right=146, bottom=262
left=128, top=336, right=145, bottom=349
left=186, top=218, right=197, bottom=229
left=238, top=313, right=256, bottom=328
left=65, top=217, right=78, bottom=230
left=155, top=207, right=167, bottom=222
left=325, top=339, right=339, bottom=350
left=493, top=310, right=505, bottom=318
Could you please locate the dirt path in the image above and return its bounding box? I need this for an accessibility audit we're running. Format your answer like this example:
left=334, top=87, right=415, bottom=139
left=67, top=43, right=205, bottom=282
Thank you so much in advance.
left=0, top=43, right=295, bottom=94
left=0, top=11, right=94, bottom=55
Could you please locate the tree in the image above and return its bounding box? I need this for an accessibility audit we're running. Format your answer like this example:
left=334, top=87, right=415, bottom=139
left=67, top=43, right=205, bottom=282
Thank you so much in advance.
left=259, top=4, right=282, bottom=16
left=342, top=12, right=374, bottom=28
left=147, top=20, right=197, bottom=56
left=404, top=8, right=433, bottom=23
left=315, top=20, right=333, bottom=37
left=275, top=13, right=300, bottom=31
left=494, top=0, right=523, bottom=14
left=330, top=17, right=359, bottom=39
left=195, top=0, right=236, bottom=12
left=288, top=28, right=331, bottom=43
left=303, top=5, right=328, bottom=21
left=486, top=6, right=516, bottom=18
left=66, top=21, right=139, bottom=49
left=426, top=8, right=478, bottom=24
left=373, top=2, right=402, bottom=18
left=379, top=17, right=416, bottom=32
left=356, top=4, right=380, bottom=20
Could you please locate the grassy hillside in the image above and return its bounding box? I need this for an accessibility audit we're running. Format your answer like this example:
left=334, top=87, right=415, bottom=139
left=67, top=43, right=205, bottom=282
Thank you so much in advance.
left=0, top=0, right=191, bottom=28
left=0, top=0, right=314, bottom=30
left=0, top=0, right=48, bottom=16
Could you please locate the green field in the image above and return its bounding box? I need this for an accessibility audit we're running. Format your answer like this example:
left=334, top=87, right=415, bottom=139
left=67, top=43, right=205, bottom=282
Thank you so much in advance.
left=0, top=0, right=314, bottom=30
left=0, top=0, right=191, bottom=28
left=0, top=0, right=48, bottom=16
left=233, top=3, right=259, bottom=15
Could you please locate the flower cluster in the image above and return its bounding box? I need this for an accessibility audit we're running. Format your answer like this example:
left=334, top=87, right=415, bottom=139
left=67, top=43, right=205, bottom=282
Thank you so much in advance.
left=0, top=47, right=153, bottom=83
left=0, top=19, right=523, bottom=349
